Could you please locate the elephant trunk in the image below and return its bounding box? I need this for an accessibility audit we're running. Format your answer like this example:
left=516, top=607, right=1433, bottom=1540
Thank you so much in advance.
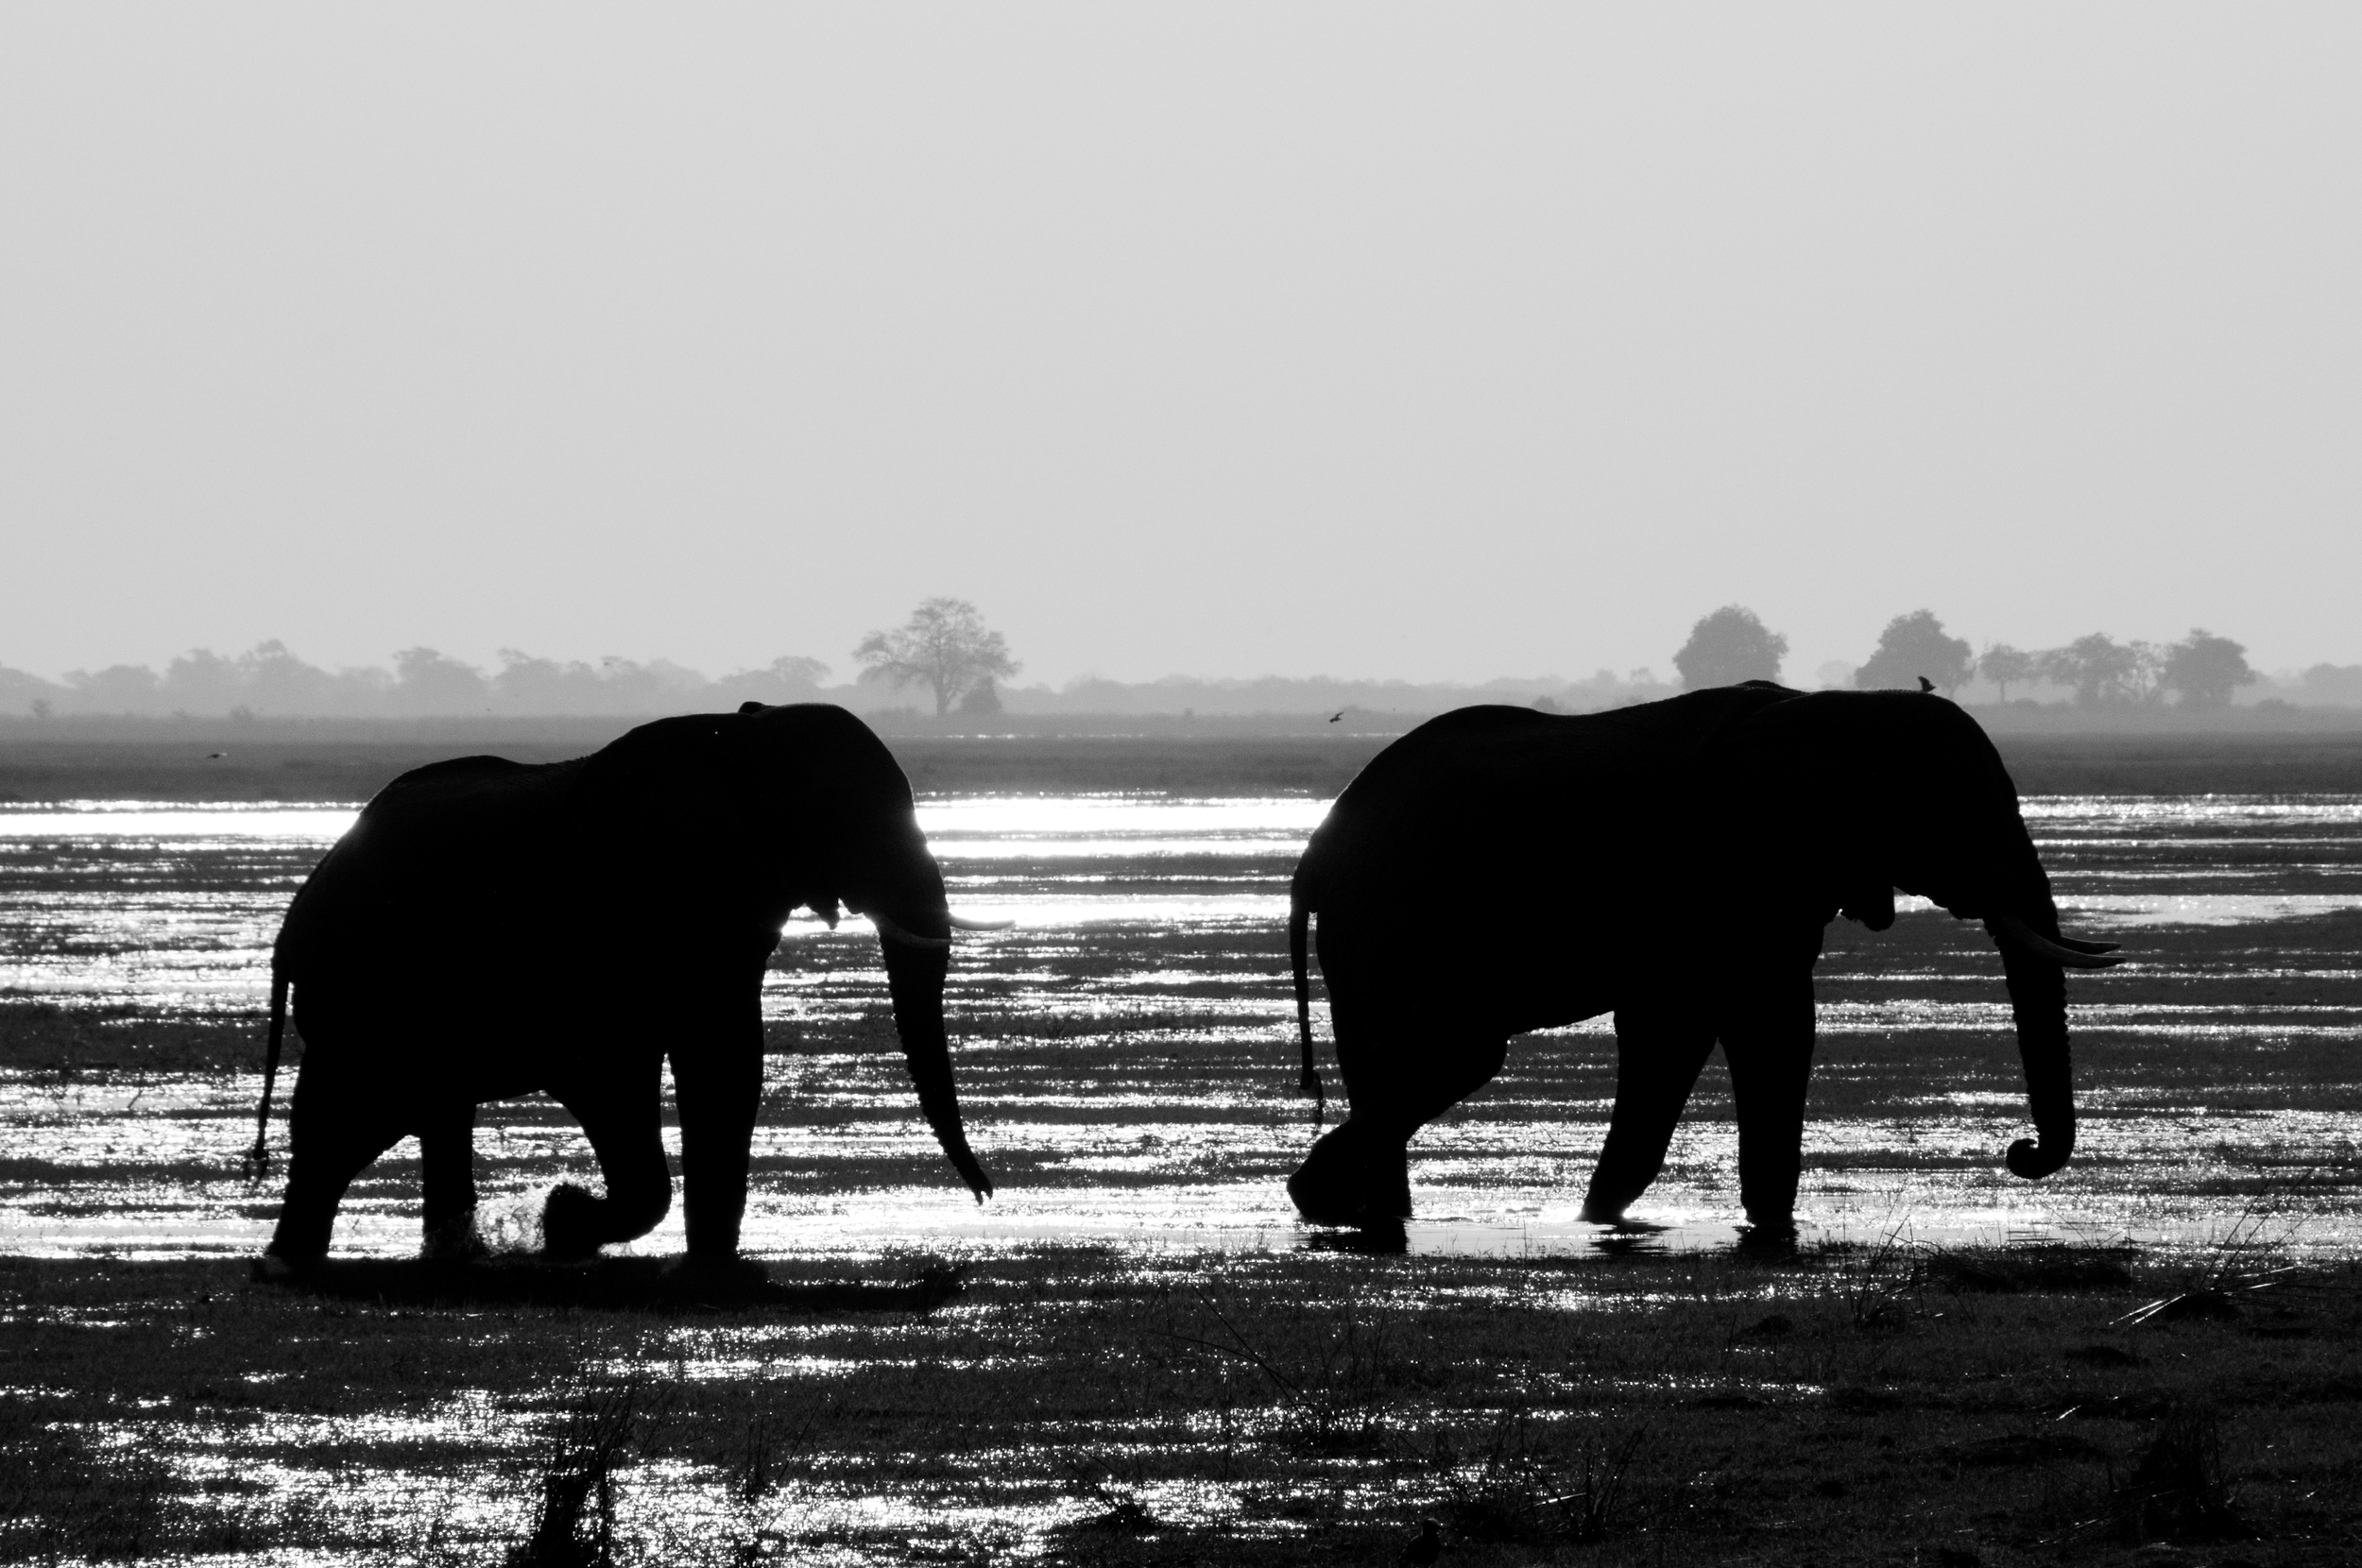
left=880, top=933, right=993, bottom=1202
left=1998, top=943, right=2075, bottom=1180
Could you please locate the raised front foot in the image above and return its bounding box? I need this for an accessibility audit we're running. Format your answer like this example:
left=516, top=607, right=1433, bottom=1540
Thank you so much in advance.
left=1287, top=1119, right=1412, bottom=1227
left=541, top=1182, right=620, bottom=1260
left=539, top=1170, right=674, bottom=1260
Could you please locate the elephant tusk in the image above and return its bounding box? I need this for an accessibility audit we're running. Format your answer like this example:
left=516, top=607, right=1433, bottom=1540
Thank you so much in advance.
left=1986, top=915, right=2123, bottom=969
left=870, top=912, right=952, bottom=951
left=947, top=914, right=1015, bottom=931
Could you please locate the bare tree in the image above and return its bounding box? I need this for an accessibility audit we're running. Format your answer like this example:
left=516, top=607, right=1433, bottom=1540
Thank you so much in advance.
left=1855, top=610, right=1973, bottom=694
left=1671, top=605, right=1789, bottom=690
left=2161, top=629, right=2257, bottom=708
left=853, top=598, right=1020, bottom=717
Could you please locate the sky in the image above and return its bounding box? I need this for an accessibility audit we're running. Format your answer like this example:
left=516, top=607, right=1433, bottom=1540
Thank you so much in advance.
left=2, top=6, right=2356, bottom=687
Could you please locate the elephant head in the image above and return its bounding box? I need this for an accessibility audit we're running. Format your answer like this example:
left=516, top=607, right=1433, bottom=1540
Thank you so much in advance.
left=586, top=704, right=995, bottom=1202
left=1725, top=690, right=2117, bottom=1184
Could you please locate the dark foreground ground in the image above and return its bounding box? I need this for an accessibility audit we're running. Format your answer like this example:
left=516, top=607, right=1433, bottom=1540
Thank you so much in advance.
left=4, top=728, right=2362, bottom=802
left=1, top=1243, right=2354, bottom=1566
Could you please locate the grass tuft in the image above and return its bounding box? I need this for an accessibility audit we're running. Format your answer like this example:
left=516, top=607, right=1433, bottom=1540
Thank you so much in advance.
left=2112, top=1401, right=2251, bottom=1544
left=1427, top=1409, right=1646, bottom=1545
left=505, top=1383, right=655, bottom=1568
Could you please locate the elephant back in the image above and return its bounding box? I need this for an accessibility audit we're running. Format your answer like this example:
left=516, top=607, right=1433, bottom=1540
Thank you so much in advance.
left=275, top=754, right=578, bottom=1013
left=1298, top=687, right=1801, bottom=916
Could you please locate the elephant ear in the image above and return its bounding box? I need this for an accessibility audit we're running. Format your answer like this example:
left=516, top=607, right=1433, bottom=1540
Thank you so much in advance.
left=1720, top=693, right=1904, bottom=923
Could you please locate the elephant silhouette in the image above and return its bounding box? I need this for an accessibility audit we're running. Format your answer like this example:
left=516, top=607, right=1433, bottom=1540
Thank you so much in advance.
left=1285, top=685, right=2118, bottom=1236
left=251, top=702, right=1001, bottom=1272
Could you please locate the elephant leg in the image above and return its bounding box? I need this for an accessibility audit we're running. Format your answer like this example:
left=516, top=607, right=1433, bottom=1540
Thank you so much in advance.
left=1290, top=989, right=1506, bottom=1225
left=419, top=1102, right=482, bottom=1260
left=671, top=1023, right=764, bottom=1259
left=1579, top=1007, right=1718, bottom=1223
left=1721, top=970, right=1819, bottom=1234
left=543, top=1054, right=672, bottom=1260
left=265, top=1057, right=405, bottom=1266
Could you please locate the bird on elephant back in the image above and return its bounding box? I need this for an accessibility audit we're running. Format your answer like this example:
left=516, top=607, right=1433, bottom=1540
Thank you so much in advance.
left=248, top=702, right=1005, bottom=1280
left=1284, top=682, right=2120, bottom=1240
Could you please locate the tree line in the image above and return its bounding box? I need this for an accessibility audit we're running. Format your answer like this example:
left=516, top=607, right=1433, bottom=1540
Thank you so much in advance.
left=2, top=597, right=2351, bottom=719
left=1672, top=606, right=2265, bottom=709
left=0, top=598, right=1018, bottom=721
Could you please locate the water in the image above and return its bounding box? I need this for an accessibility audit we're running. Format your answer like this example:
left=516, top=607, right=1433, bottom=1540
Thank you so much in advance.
left=2, top=793, right=2358, bottom=1261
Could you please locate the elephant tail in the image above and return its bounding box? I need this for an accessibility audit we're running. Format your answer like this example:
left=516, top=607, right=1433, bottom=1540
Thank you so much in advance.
left=1291, top=895, right=1326, bottom=1127
left=248, top=967, right=287, bottom=1178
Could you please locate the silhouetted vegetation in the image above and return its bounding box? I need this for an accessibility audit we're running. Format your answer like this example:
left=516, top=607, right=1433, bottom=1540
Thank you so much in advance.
left=2161, top=629, right=2259, bottom=708
left=1854, top=610, right=1972, bottom=693
left=1671, top=605, right=1788, bottom=689
left=0, top=616, right=2344, bottom=722
left=0, top=642, right=834, bottom=720
left=1978, top=642, right=2037, bottom=701
left=853, top=597, right=1020, bottom=718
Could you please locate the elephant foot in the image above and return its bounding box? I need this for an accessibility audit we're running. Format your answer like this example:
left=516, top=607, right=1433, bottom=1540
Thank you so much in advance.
left=1287, top=1120, right=1413, bottom=1227
left=421, top=1208, right=488, bottom=1264
left=1734, top=1218, right=1799, bottom=1257
left=1287, top=1181, right=1412, bottom=1228
left=541, top=1182, right=608, bottom=1261
left=1576, top=1197, right=1629, bottom=1225
left=250, top=1252, right=306, bottom=1284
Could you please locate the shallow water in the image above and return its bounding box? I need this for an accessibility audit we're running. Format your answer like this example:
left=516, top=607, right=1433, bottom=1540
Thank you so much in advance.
left=2, top=793, right=2358, bottom=1262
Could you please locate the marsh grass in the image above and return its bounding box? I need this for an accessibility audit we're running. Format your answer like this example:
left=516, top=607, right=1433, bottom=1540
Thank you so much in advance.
left=4, top=1242, right=2353, bottom=1564
left=1421, top=1408, right=1646, bottom=1545
left=2109, top=1400, right=2250, bottom=1545
left=507, top=1382, right=660, bottom=1568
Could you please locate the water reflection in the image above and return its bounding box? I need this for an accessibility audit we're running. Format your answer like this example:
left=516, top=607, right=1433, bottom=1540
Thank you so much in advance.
left=1, top=792, right=2358, bottom=1262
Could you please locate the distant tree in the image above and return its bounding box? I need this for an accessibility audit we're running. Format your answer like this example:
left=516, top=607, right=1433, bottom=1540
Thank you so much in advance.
left=2161, top=628, right=2257, bottom=708
left=2125, top=640, right=2167, bottom=706
left=761, top=655, right=830, bottom=690
left=722, top=655, right=831, bottom=708
left=958, top=678, right=1004, bottom=717
left=392, top=647, right=489, bottom=713
left=63, top=664, right=163, bottom=713
left=237, top=640, right=341, bottom=713
left=854, top=598, right=1020, bottom=717
left=2300, top=663, right=2362, bottom=706
left=1854, top=610, right=1973, bottom=694
left=1671, top=605, right=1788, bottom=690
left=161, top=649, right=243, bottom=713
left=2040, top=634, right=2145, bottom=708
left=492, top=650, right=608, bottom=714
left=1977, top=643, right=2037, bottom=702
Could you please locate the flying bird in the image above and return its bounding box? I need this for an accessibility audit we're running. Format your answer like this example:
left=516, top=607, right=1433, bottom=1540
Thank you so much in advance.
left=1328, top=710, right=1345, bottom=724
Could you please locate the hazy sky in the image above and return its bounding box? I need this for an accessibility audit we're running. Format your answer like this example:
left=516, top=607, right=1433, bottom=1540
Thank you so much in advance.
left=3, top=6, right=2356, bottom=686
